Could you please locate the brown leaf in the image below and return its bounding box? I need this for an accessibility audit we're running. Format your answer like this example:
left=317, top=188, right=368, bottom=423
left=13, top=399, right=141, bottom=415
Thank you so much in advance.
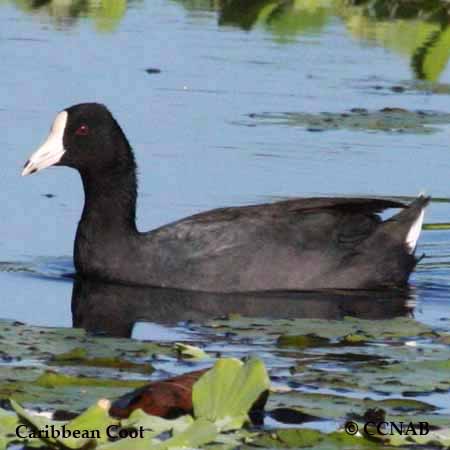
left=110, top=369, right=207, bottom=419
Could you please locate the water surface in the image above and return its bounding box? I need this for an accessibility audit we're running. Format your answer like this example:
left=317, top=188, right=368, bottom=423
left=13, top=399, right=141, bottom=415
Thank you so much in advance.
left=0, top=0, right=449, bottom=442
left=0, top=0, right=449, bottom=327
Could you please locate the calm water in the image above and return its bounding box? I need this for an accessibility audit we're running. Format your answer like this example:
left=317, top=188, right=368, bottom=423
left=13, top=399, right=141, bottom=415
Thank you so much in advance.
left=0, top=0, right=449, bottom=332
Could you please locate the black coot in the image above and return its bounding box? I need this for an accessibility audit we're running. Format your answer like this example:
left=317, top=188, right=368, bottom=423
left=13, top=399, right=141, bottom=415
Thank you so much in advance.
left=22, top=103, right=429, bottom=292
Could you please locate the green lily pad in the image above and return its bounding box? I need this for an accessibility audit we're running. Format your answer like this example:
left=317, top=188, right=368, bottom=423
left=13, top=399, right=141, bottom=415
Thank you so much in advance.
left=174, top=343, right=209, bottom=360
left=277, top=334, right=331, bottom=348
left=342, top=334, right=370, bottom=344
left=193, top=358, right=270, bottom=431
left=0, top=319, right=169, bottom=362
left=1, top=302, right=448, bottom=450
left=423, top=222, right=450, bottom=230
left=385, top=427, right=450, bottom=447
left=293, top=355, right=450, bottom=396
left=122, top=409, right=194, bottom=437
left=246, top=109, right=450, bottom=134
left=151, top=418, right=218, bottom=450
left=99, top=418, right=217, bottom=450
left=0, top=319, right=170, bottom=412
left=11, top=398, right=117, bottom=449
left=267, top=391, right=450, bottom=427
left=0, top=408, right=20, bottom=450
left=51, top=348, right=154, bottom=374
left=207, top=316, right=433, bottom=341
left=35, top=371, right=147, bottom=389
left=253, top=428, right=380, bottom=449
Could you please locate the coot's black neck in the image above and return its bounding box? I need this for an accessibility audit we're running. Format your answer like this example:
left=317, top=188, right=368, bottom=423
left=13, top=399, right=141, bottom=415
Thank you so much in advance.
left=79, top=162, right=138, bottom=234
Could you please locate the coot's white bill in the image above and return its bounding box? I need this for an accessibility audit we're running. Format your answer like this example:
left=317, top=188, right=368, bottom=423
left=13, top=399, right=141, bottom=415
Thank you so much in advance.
left=22, top=111, right=67, bottom=176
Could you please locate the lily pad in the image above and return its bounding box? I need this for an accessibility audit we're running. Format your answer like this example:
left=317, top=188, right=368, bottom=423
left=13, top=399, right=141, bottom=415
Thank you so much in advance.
left=0, top=408, right=20, bottom=450
left=253, top=428, right=380, bottom=449
left=267, top=391, right=450, bottom=427
left=1, top=305, right=449, bottom=450
left=11, top=398, right=117, bottom=448
left=384, top=427, right=450, bottom=447
left=246, top=109, right=450, bottom=134
left=207, top=315, right=433, bottom=341
left=174, top=343, right=209, bottom=360
left=34, top=371, right=147, bottom=389
left=122, top=409, right=194, bottom=437
left=0, top=319, right=170, bottom=412
left=277, top=334, right=331, bottom=348
left=423, top=222, right=450, bottom=230
left=51, top=349, right=154, bottom=374
left=193, top=358, right=270, bottom=431
left=293, top=356, right=450, bottom=396
left=0, top=319, right=170, bottom=361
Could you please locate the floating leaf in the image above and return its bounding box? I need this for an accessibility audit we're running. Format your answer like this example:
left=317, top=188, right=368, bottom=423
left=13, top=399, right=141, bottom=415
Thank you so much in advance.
left=122, top=409, right=193, bottom=437
left=35, top=371, right=147, bottom=389
left=11, top=398, right=117, bottom=449
left=96, top=418, right=217, bottom=450
left=208, top=316, right=433, bottom=340
left=277, top=334, right=331, bottom=348
left=111, top=369, right=207, bottom=418
left=385, top=427, right=450, bottom=447
left=151, top=418, right=217, bottom=450
left=423, top=222, right=450, bottom=230
left=96, top=434, right=154, bottom=450
left=342, top=333, right=369, bottom=344
left=53, top=348, right=88, bottom=361
left=0, top=407, right=20, bottom=450
left=267, top=391, right=450, bottom=426
left=51, top=351, right=154, bottom=374
left=174, top=343, right=209, bottom=360
left=193, top=357, right=270, bottom=431
left=60, top=399, right=116, bottom=447
left=254, top=428, right=377, bottom=449
left=246, top=109, right=450, bottom=134
left=10, top=399, right=62, bottom=445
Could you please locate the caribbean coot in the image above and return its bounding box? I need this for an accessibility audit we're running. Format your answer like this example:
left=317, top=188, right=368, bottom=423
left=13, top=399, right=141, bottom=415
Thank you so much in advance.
left=22, top=103, right=429, bottom=292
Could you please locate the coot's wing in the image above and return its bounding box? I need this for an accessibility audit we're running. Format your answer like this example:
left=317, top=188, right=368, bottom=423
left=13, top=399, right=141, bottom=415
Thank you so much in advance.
left=280, top=197, right=405, bottom=214
left=143, top=197, right=421, bottom=291
left=179, top=197, right=405, bottom=224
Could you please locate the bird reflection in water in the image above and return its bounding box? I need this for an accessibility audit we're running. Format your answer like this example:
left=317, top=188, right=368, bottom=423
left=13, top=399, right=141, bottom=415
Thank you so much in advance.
left=71, top=277, right=415, bottom=338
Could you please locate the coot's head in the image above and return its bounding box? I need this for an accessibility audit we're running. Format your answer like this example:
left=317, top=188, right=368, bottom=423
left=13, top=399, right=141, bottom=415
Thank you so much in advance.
left=22, top=103, right=133, bottom=176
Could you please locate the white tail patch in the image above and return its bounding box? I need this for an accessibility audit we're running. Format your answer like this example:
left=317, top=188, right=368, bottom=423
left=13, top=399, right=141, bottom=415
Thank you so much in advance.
left=405, top=208, right=425, bottom=254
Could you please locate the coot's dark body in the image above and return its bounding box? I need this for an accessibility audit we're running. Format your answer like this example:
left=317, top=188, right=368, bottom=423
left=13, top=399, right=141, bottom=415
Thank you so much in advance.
left=23, top=103, right=429, bottom=292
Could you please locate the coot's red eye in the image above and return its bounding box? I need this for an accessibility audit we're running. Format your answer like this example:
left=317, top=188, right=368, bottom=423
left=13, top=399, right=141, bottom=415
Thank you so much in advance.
left=75, top=124, right=89, bottom=136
